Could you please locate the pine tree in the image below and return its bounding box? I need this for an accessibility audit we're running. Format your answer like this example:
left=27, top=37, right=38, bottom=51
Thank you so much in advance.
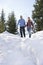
left=1, top=9, right=5, bottom=22
left=32, top=0, right=43, bottom=31
left=0, top=9, right=5, bottom=33
left=7, top=11, right=17, bottom=34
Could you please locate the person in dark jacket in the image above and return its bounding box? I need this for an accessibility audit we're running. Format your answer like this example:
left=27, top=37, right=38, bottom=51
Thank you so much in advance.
left=18, top=15, right=26, bottom=37
left=27, top=17, right=34, bottom=38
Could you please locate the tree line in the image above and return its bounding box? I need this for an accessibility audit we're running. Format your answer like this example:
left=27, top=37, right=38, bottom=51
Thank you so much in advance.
left=0, top=0, right=43, bottom=34
left=32, top=0, right=43, bottom=31
left=0, top=9, right=17, bottom=34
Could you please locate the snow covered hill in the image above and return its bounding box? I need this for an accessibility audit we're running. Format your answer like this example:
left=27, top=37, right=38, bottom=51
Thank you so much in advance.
left=0, top=31, right=43, bottom=65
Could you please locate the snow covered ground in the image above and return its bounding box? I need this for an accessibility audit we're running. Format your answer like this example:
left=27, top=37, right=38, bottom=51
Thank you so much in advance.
left=0, top=31, right=43, bottom=65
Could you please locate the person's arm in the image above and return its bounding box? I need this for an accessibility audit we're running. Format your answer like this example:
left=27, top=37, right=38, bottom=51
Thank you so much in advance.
left=24, top=20, right=26, bottom=26
left=31, top=21, right=34, bottom=29
left=27, top=22, right=28, bottom=26
left=17, top=20, right=20, bottom=30
left=23, top=19, right=26, bottom=27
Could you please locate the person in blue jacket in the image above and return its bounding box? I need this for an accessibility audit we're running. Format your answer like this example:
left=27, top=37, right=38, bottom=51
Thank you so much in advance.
left=18, top=15, right=26, bottom=37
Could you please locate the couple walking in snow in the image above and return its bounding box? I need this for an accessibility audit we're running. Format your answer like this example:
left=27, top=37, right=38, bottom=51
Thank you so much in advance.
left=18, top=15, right=34, bottom=38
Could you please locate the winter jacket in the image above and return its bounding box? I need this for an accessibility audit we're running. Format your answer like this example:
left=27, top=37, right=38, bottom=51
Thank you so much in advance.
left=18, top=19, right=25, bottom=27
left=27, top=20, right=34, bottom=28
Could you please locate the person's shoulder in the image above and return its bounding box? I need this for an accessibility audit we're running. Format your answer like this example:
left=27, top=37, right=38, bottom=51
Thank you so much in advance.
left=22, top=19, right=25, bottom=21
left=30, top=20, right=33, bottom=23
left=23, top=19, right=24, bottom=20
left=31, top=21, right=34, bottom=26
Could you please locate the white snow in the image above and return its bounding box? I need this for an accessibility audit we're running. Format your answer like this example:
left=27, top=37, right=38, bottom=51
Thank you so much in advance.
left=0, top=31, right=43, bottom=65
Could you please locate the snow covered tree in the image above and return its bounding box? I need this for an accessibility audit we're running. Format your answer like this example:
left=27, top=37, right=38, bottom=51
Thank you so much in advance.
left=0, top=9, right=5, bottom=33
left=7, top=11, right=17, bottom=34
left=32, top=0, right=43, bottom=31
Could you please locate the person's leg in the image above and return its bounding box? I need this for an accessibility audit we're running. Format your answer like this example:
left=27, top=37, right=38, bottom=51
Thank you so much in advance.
left=27, top=27, right=31, bottom=38
left=20, top=27, right=23, bottom=37
left=28, top=31, right=31, bottom=38
left=23, top=27, right=25, bottom=37
left=29, top=28, right=31, bottom=38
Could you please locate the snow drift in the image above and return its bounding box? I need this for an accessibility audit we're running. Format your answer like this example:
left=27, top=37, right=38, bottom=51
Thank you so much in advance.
left=0, top=31, right=43, bottom=65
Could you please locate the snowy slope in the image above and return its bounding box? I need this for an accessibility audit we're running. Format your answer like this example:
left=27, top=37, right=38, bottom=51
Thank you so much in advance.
left=0, top=31, right=43, bottom=65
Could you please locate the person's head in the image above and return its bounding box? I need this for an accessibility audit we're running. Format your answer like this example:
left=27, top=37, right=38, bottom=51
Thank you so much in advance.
left=20, top=15, right=23, bottom=19
left=28, top=17, right=30, bottom=20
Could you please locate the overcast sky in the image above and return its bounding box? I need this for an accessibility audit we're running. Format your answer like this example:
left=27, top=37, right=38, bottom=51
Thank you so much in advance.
left=0, top=0, right=35, bottom=21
